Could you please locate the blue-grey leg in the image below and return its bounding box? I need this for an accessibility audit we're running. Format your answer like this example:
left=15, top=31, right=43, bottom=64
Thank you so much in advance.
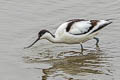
left=94, top=37, right=99, bottom=47
left=80, top=44, right=83, bottom=55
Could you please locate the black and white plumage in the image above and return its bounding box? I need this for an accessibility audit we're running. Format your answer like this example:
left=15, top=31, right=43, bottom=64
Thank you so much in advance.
left=25, top=19, right=112, bottom=54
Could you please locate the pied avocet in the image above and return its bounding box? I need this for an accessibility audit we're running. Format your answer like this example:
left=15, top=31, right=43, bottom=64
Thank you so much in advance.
left=25, top=19, right=112, bottom=54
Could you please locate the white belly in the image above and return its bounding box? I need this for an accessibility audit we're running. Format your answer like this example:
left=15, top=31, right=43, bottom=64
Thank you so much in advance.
left=59, top=32, right=98, bottom=44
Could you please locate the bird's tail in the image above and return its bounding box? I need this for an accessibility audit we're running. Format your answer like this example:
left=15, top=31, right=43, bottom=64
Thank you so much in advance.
left=90, top=19, right=113, bottom=34
left=106, top=18, right=116, bottom=21
left=106, top=18, right=113, bottom=25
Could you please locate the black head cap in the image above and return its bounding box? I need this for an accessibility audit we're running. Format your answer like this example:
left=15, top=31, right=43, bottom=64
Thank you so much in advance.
left=24, top=29, right=49, bottom=49
left=38, top=29, right=49, bottom=38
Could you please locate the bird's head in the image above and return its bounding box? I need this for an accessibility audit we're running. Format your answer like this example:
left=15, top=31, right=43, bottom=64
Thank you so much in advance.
left=38, top=29, right=50, bottom=39
left=24, top=29, right=50, bottom=48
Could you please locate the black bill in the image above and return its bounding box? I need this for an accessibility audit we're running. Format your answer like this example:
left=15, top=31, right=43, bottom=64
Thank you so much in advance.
left=24, top=38, right=40, bottom=49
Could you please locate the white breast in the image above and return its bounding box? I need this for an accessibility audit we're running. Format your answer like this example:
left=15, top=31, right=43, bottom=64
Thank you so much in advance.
left=55, top=22, right=69, bottom=38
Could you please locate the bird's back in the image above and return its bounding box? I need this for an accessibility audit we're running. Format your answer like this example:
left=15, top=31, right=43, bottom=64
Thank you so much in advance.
left=66, top=19, right=112, bottom=35
left=54, top=19, right=112, bottom=44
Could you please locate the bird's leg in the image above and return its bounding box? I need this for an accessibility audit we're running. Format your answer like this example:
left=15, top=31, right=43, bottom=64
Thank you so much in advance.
left=80, top=44, right=83, bottom=55
left=94, top=37, right=99, bottom=47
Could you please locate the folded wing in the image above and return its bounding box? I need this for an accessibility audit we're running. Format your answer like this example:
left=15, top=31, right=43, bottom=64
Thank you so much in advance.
left=67, top=19, right=112, bottom=35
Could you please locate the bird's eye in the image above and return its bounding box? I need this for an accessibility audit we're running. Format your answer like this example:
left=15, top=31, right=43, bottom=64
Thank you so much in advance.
left=41, top=33, right=43, bottom=35
left=40, top=33, right=44, bottom=36
left=40, top=34, right=42, bottom=36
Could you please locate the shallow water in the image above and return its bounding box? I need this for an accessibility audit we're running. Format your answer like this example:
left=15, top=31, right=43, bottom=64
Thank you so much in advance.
left=0, top=0, right=120, bottom=80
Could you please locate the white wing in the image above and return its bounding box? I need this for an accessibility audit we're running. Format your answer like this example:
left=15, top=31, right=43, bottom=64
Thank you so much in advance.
left=68, top=21, right=92, bottom=35
left=67, top=20, right=112, bottom=35
left=55, top=19, right=112, bottom=39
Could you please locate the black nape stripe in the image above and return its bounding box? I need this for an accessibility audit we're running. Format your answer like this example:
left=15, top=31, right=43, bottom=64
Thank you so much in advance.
left=66, top=19, right=86, bottom=32
left=39, top=30, right=55, bottom=38
left=49, top=32, right=55, bottom=38
left=47, top=30, right=55, bottom=38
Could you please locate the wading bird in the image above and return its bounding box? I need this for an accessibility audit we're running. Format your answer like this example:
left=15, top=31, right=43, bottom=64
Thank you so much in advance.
left=25, top=19, right=112, bottom=55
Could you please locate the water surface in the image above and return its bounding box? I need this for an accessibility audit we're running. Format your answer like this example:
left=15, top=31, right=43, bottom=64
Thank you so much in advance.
left=0, top=0, right=120, bottom=80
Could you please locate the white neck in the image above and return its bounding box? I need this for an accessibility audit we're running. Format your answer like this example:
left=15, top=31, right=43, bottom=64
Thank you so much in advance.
left=41, top=33, right=61, bottom=43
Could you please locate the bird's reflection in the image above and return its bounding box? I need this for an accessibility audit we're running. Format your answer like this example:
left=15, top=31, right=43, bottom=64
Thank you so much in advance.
left=23, top=48, right=112, bottom=80
left=41, top=50, right=111, bottom=80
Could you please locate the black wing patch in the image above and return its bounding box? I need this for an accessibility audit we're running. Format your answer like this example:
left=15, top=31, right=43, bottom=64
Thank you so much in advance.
left=91, top=21, right=112, bottom=34
left=66, top=19, right=86, bottom=32
left=68, top=20, right=99, bottom=35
